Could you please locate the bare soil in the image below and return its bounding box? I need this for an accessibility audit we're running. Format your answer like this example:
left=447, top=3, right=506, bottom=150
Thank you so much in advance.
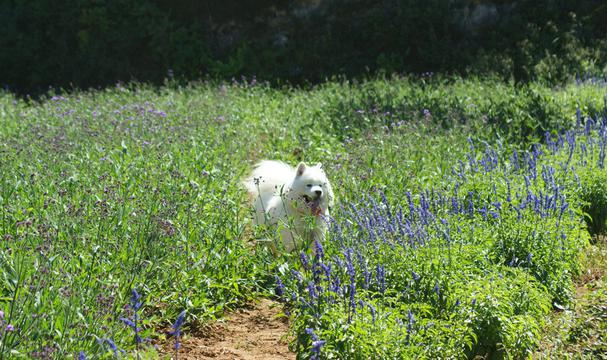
left=161, top=299, right=294, bottom=360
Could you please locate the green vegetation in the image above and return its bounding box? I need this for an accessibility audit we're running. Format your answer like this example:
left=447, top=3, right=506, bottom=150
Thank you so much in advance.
left=3, top=1, right=607, bottom=94
left=536, top=239, right=607, bottom=359
left=0, top=76, right=606, bottom=358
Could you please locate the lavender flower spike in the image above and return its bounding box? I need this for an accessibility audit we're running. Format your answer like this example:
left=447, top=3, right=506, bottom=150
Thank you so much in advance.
left=130, top=289, right=142, bottom=311
left=170, top=310, right=187, bottom=350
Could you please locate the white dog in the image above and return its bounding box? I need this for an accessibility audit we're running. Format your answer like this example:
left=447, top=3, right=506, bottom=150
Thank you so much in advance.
left=244, top=160, right=334, bottom=252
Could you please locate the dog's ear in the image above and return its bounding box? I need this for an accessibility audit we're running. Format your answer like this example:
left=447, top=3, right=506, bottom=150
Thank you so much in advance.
left=296, top=162, right=307, bottom=177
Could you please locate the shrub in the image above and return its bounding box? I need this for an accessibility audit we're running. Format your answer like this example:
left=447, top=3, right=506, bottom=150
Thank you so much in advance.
left=3, top=1, right=607, bottom=94
left=578, top=168, right=607, bottom=236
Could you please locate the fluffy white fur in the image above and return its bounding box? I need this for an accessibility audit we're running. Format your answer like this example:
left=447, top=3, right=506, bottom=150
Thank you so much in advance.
left=244, top=160, right=334, bottom=252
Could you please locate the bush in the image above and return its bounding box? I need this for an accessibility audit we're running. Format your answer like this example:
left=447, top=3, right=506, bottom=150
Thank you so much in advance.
left=0, top=0, right=212, bottom=92
left=577, top=155, right=607, bottom=236
left=2, top=0, right=607, bottom=94
left=317, top=76, right=592, bottom=144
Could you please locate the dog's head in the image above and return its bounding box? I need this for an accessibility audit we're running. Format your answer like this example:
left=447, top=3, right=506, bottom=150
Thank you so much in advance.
left=290, top=162, right=334, bottom=216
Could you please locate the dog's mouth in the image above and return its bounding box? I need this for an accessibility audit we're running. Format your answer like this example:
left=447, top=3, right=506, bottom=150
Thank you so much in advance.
left=302, top=195, right=322, bottom=216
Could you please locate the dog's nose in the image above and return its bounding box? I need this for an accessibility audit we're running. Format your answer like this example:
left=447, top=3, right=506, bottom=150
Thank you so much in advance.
left=315, top=190, right=322, bottom=197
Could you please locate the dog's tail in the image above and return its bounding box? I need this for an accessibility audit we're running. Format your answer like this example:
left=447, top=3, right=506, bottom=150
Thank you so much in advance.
left=243, top=160, right=294, bottom=197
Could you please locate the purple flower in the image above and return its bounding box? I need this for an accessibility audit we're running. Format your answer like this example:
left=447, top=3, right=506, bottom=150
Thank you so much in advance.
left=406, top=309, right=415, bottom=339
left=119, top=317, right=137, bottom=328
left=311, top=340, right=326, bottom=356
left=120, top=317, right=143, bottom=344
left=368, top=303, right=376, bottom=324
left=320, top=263, right=332, bottom=279
left=290, top=269, right=303, bottom=283
left=344, top=249, right=357, bottom=320
left=173, top=310, right=186, bottom=331
left=306, top=328, right=319, bottom=340
left=101, top=338, right=120, bottom=357
left=312, top=340, right=326, bottom=349
left=300, top=252, right=310, bottom=271
left=121, top=288, right=143, bottom=345
left=169, top=310, right=187, bottom=350
left=78, top=351, right=86, bottom=360
left=130, top=289, right=142, bottom=311
left=275, top=275, right=285, bottom=297
left=313, top=239, right=324, bottom=259
left=307, top=281, right=317, bottom=299
left=5, top=324, right=14, bottom=332
left=306, top=328, right=325, bottom=360
left=331, top=276, right=341, bottom=294
left=376, top=265, right=386, bottom=294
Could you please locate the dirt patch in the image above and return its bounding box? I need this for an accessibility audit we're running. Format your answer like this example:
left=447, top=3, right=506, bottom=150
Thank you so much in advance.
left=162, top=299, right=294, bottom=360
left=577, top=236, right=607, bottom=296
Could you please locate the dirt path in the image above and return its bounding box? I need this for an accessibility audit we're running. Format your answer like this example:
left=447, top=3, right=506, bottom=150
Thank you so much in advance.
left=164, top=299, right=294, bottom=360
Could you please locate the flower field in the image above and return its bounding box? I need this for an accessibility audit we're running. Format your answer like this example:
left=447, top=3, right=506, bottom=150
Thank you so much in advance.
left=0, top=76, right=606, bottom=359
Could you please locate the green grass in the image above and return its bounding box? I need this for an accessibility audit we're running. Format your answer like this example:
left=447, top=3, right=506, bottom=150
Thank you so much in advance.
left=0, top=76, right=606, bottom=358
left=536, top=238, right=607, bottom=359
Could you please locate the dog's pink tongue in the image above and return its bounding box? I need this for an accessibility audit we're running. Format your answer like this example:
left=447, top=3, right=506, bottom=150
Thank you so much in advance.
left=311, top=199, right=322, bottom=216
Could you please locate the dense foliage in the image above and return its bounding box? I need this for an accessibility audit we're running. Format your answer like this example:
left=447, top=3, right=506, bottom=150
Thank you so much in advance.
left=2, top=0, right=607, bottom=94
left=278, top=119, right=606, bottom=358
left=0, top=76, right=606, bottom=358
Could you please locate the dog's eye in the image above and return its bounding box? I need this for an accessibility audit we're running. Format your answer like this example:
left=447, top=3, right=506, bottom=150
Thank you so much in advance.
left=306, top=184, right=313, bottom=187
